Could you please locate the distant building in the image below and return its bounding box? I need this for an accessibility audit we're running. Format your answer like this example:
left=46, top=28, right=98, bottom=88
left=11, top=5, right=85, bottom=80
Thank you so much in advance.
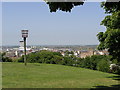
left=80, top=50, right=94, bottom=58
left=19, top=40, right=31, bottom=51
left=80, top=50, right=109, bottom=58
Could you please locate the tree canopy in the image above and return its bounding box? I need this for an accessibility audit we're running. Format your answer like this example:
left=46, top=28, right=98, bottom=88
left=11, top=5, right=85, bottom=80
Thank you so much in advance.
left=47, top=2, right=84, bottom=12
left=101, top=1, right=120, bottom=13
left=46, top=1, right=120, bottom=12
left=97, top=11, right=120, bottom=63
left=97, top=1, right=120, bottom=64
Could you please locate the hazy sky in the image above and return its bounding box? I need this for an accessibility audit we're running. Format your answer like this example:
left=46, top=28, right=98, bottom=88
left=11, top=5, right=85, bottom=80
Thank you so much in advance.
left=0, top=2, right=2, bottom=46
left=2, top=2, right=106, bottom=46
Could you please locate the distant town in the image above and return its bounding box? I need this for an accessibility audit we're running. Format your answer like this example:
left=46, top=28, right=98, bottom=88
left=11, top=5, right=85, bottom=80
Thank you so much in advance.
left=1, top=41, right=109, bottom=60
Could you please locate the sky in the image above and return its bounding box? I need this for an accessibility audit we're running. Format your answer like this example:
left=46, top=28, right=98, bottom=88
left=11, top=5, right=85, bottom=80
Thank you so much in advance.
left=0, top=2, right=2, bottom=46
left=2, top=2, right=106, bottom=46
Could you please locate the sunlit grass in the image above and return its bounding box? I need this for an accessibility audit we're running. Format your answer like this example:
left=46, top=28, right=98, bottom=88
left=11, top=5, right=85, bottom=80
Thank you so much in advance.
left=2, top=62, right=119, bottom=88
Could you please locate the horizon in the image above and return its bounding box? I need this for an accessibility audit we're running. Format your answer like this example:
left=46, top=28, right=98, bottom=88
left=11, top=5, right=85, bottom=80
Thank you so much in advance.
left=1, top=44, right=98, bottom=46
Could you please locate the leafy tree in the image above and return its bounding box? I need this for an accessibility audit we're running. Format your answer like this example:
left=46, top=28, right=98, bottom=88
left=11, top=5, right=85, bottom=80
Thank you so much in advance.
left=77, top=55, right=111, bottom=71
left=18, top=50, right=64, bottom=64
left=63, top=56, right=74, bottom=66
left=51, top=55, right=63, bottom=64
left=46, top=1, right=120, bottom=12
left=18, top=55, right=24, bottom=62
left=97, top=3, right=120, bottom=64
left=97, top=59, right=110, bottom=72
left=46, top=2, right=84, bottom=12
left=101, top=1, right=120, bottom=14
left=0, top=52, right=12, bottom=62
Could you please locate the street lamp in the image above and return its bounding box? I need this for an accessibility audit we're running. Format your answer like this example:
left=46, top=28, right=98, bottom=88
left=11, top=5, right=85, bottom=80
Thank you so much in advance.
left=21, top=30, right=28, bottom=66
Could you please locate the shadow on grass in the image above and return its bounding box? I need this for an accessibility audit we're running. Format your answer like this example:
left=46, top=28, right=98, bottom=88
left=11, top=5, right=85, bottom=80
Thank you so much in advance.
left=91, top=74, right=120, bottom=90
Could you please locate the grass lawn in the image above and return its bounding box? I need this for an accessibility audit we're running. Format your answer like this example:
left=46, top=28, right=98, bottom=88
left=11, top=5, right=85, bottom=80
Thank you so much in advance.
left=2, top=62, right=120, bottom=88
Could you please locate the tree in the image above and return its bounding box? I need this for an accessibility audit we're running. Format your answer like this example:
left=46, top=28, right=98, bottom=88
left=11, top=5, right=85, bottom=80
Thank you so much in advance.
left=0, top=52, right=12, bottom=62
left=46, top=1, right=120, bottom=12
left=101, top=1, right=120, bottom=14
left=97, top=2, right=120, bottom=64
left=97, top=59, right=110, bottom=72
left=46, top=2, right=84, bottom=12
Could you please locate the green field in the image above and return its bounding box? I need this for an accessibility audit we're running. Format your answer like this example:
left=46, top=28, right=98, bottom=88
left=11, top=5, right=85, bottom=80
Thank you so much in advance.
left=2, top=62, right=120, bottom=88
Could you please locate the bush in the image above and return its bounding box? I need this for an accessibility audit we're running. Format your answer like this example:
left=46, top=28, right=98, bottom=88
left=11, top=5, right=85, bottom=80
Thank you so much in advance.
left=18, top=56, right=24, bottom=62
left=78, top=55, right=108, bottom=70
left=97, top=59, right=110, bottom=72
left=17, top=50, right=64, bottom=64
left=0, top=52, right=12, bottom=62
left=2, top=57, right=12, bottom=62
left=112, top=59, right=118, bottom=64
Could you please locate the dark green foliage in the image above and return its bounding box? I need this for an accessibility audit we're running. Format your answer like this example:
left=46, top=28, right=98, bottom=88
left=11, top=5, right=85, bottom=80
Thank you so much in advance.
left=100, top=11, right=120, bottom=29
left=0, top=52, right=12, bottom=62
left=64, top=54, right=112, bottom=73
left=97, top=2, right=120, bottom=64
left=47, top=2, right=84, bottom=12
left=46, top=1, right=120, bottom=13
left=97, top=59, right=110, bottom=72
left=97, top=29, right=120, bottom=60
left=2, top=57, right=12, bottom=62
left=63, top=56, right=75, bottom=66
left=64, top=55, right=110, bottom=71
left=18, top=50, right=76, bottom=66
left=75, top=57, right=84, bottom=67
left=112, top=59, right=118, bottom=64
left=101, top=1, right=120, bottom=14
left=76, top=55, right=111, bottom=73
left=51, top=55, right=63, bottom=64
left=18, top=56, right=24, bottom=62
left=111, top=66, right=120, bottom=74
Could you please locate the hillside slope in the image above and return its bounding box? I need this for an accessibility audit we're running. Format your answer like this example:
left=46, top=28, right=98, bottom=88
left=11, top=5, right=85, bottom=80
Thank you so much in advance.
left=2, top=62, right=119, bottom=88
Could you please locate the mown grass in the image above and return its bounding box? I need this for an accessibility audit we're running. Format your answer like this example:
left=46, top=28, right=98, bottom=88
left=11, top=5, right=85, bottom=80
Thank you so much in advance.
left=2, top=62, right=119, bottom=88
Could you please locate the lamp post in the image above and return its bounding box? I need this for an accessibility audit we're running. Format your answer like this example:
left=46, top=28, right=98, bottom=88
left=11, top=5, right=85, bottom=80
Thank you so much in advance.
left=21, top=30, right=28, bottom=66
